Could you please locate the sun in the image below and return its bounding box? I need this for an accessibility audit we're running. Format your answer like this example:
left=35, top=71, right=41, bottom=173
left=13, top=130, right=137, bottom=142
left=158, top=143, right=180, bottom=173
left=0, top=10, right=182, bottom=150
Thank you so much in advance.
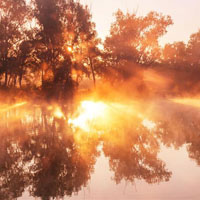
left=68, top=100, right=107, bottom=132
left=67, top=46, right=73, bottom=52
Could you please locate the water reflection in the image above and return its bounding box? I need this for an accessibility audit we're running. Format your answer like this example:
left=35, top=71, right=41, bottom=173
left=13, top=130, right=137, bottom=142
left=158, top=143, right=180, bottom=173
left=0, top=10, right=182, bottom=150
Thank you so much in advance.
left=0, top=100, right=200, bottom=199
left=101, top=116, right=171, bottom=184
left=0, top=105, right=99, bottom=200
left=154, top=102, right=200, bottom=166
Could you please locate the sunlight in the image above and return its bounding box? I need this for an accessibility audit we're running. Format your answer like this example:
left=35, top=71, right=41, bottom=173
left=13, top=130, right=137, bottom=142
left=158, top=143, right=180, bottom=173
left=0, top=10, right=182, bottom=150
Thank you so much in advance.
left=54, top=107, right=65, bottom=119
left=0, top=102, right=27, bottom=112
left=10, top=102, right=27, bottom=109
left=68, top=100, right=107, bottom=132
left=171, top=98, right=200, bottom=108
left=142, top=118, right=156, bottom=131
left=68, top=99, right=157, bottom=133
left=67, top=46, right=73, bottom=52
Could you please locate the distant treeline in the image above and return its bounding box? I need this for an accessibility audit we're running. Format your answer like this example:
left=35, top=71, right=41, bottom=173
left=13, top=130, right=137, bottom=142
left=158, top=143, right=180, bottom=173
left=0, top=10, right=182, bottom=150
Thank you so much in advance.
left=0, top=0, right=200, bottom=99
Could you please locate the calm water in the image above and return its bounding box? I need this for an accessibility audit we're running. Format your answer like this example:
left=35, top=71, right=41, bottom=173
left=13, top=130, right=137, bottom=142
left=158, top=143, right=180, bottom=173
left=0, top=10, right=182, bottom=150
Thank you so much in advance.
left=0, top=99, right=200, bottom=200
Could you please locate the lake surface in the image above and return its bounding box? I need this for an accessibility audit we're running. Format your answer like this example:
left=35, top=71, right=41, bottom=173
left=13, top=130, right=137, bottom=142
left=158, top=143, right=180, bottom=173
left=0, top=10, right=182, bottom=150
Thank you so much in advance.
left=0, top=99, right=200, bottom=200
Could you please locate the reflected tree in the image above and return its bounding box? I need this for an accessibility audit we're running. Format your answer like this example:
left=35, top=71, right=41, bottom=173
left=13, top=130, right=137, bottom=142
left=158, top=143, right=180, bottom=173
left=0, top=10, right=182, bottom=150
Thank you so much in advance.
left=5, top=102, right=200, bottom=199
left=101, top=117, right=171, bottom=184
left=154, top=104, right=200, bottom=166
left=0, top=106, right=100, bottom=200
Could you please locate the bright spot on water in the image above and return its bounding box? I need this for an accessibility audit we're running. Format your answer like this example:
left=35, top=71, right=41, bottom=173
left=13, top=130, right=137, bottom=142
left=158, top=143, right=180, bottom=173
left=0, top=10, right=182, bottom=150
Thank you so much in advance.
left=142, top=119, right=156, bottom=131
left=68, top=100, right=107, bottom=132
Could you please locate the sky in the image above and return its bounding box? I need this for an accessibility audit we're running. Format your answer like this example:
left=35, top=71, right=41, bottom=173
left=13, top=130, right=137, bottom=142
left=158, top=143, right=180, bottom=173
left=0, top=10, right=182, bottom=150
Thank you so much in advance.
left=80, top=0, right=200, bottom=46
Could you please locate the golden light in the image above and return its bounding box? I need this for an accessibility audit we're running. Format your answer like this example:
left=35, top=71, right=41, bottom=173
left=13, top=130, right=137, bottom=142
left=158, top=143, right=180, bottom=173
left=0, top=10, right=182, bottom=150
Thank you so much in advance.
left=171, top=98, right=200, bottom=108
left=0, top=102, right=27, bottom=112
left=142, top=118, right=156, bottom=131
left=54, top=107, right=65, bottom=119
left=47, top=106, right=53, bottom=110
left=68, top=100, right=107, bottom=132
left=10, top=102, right=27, bottom=109
left=68, top=99, right=157, bottom=134
left=67, top=46, right=73, bottom=52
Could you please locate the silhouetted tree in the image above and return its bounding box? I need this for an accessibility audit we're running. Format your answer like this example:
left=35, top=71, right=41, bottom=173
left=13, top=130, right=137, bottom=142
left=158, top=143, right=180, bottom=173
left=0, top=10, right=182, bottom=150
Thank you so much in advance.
left=0, top=0, right=31, bottom=87
left=29, top=0, right=100, bottom=98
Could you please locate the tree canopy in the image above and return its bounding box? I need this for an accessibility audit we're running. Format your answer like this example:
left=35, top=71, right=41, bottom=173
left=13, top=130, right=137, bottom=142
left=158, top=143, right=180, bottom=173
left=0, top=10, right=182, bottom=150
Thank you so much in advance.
left=0, top=1, right=200, bottom=98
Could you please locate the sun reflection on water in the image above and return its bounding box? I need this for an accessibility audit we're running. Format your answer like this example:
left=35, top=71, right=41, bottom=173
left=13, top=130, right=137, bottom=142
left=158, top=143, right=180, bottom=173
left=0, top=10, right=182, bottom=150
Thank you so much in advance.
left=0, top=101, right=27, bottom=112
left=142, top=119, right=157, bottom=131
left=67, top=99, right=157, bottom=134
left=54, top=107, right=65, bottom=119
left=68, top=100, right=108, bottom=132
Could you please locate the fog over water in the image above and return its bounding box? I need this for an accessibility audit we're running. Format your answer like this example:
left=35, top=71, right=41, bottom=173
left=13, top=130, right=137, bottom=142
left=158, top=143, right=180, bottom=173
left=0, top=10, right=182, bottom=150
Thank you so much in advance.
left=1, top=98, right=200, bottom=200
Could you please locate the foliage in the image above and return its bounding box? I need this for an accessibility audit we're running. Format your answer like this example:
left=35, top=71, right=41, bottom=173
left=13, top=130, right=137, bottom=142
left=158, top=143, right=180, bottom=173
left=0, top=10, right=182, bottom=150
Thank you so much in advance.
left=0, top=1, right=200, bottom=97
left=104, top=10, right=173, bottom=80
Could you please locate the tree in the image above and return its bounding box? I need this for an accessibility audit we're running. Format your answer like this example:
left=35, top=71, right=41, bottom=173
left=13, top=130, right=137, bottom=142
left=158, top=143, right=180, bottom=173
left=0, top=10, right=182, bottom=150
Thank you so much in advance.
left=0, top=104, right=100, bottom=199
left=31, top=0, right=100, bottom=98
left=163, top=41, right=187, bottom=68
left=102, top=116, right=171, bottom=184
left=187, top=30, right=200, bottom=68
left=60, top=0, right=101, bottom=88
left=104, top=10, right=173, bottom=80
left=0, top=0, right=31, bottom=87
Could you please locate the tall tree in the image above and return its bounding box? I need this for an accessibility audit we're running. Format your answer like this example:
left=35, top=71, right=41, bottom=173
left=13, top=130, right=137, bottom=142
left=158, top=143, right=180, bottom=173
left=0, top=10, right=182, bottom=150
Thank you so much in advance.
left=104, top=10, right=173, bottom=80
left=0, top=0, right=31, bottom=87
left=31, top=0, right=100, bottom=97
left=187, top=30, right=200, bottom=68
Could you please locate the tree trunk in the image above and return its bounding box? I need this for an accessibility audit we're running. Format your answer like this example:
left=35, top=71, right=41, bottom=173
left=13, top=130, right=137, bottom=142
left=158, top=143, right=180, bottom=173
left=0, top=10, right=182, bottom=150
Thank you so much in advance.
left=4, top=71, right=8, bottom=86
left=8, top=75, right=11, bottom=87
left=19, top=73, right=23, bottom=88
left=89, top=57, right=96, bottom=88
left=13, top=75, right=17, bottom=87
left=41, top=69, right=44, bottom=88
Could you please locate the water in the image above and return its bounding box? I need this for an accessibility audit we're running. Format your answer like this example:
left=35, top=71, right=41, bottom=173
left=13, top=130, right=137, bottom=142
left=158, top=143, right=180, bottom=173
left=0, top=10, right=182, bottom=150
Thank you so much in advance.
left=0, top=99, right=200, bottom=200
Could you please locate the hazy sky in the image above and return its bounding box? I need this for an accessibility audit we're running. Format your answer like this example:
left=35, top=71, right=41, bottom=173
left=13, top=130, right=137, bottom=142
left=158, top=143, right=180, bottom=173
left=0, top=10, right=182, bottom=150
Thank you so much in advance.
left=80, top=0, right=200, bottom=46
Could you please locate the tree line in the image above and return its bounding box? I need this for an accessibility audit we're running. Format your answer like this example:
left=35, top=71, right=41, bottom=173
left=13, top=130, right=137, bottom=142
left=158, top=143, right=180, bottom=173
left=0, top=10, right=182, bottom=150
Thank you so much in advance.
left=0, top=0, right=200, bottom=98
